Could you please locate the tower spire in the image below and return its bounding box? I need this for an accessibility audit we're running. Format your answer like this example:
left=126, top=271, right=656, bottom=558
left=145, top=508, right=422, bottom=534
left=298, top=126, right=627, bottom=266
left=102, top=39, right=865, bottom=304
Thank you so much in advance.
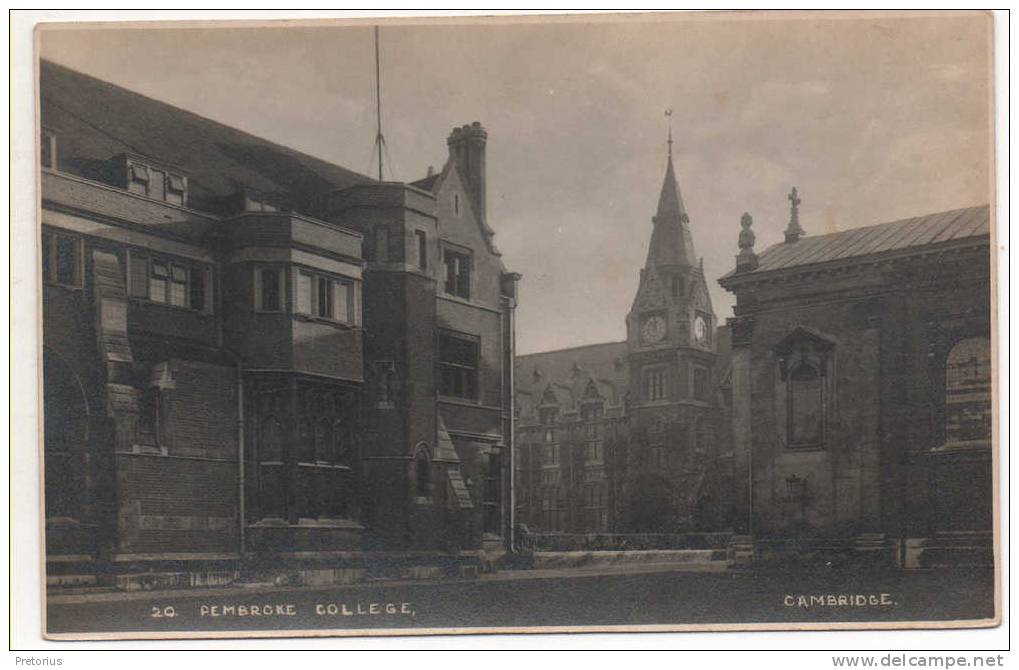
left=645, top=116, right=696, bottom=269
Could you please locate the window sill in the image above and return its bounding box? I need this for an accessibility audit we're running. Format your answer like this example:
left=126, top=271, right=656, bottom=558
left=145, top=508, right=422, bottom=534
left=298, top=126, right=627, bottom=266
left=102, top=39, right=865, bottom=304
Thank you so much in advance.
left=437, top=394, right=481, bottom=407
left=43, top=281, right=84, bottom=292
left=130, top=297, right=213, bottom=317
left=931, top=441, right=992, bottom=453
left=785, top=443, right=825, bottom=452
left=293, top=313, right=359, bottom=330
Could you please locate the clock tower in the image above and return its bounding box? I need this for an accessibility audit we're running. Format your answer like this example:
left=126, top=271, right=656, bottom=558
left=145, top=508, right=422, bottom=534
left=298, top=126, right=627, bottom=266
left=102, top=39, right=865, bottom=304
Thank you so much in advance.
left=623, top=130, right=718, bottom=529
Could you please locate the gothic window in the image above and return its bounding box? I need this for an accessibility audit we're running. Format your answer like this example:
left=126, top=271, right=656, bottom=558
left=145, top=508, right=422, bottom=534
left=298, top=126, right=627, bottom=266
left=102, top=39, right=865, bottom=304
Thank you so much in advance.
left=644, top=366, right=667, bottom=402
left=788, top=363, right=823, bottom=448
left=944, top=337, right=992, bottom=446
left=271, top=387, right=356, bottom=522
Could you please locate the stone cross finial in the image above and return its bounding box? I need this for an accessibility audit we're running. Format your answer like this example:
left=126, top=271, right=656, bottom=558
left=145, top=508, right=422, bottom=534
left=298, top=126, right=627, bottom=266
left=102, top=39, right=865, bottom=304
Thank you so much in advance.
left=784, top=186, right=805, bottom=243
left=736, top=212, right=758, bottom=272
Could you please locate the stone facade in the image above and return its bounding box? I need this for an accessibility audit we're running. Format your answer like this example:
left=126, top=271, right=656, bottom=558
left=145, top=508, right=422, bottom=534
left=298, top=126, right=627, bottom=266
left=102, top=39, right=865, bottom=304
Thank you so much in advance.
left=719, top=201, right=993, bottom=567
left=515, top=148, right=731, bottom=537
left=40, top=61, right=518, bottom=587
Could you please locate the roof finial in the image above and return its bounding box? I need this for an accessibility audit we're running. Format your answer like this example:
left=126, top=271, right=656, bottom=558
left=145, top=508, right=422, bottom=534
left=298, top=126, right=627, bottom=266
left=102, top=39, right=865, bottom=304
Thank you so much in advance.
left=784, top=187, right=805, bottom=243
left=665, top=108, right=673, bottom=158
left=736, top=212, right=759, bottom=272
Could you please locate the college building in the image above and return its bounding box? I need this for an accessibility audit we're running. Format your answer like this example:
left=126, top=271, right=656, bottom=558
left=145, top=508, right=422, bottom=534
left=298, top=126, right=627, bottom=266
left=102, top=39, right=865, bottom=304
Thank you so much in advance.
left=40, top=60, right=519, bottom=589
left=514, top=143, right=733, bottom=540
left=719, top=198, right=993, bottom=567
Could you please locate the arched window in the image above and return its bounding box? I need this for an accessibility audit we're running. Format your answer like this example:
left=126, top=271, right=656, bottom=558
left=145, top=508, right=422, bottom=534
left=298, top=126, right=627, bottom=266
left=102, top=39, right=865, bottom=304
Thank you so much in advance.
left=945, top=337, right=992, bottom=445
left=415, top=448, right=431, bottom=498
left=788, top=363, right=822, bottom=448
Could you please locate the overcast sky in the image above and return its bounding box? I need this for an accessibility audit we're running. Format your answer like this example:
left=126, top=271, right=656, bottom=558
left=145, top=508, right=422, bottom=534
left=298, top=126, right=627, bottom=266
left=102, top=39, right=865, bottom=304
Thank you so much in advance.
left=39, top=12, right=993, bottom=354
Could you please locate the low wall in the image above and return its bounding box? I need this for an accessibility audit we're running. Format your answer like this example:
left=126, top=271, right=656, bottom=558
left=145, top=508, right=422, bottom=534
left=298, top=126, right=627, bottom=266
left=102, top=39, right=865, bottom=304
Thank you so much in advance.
left=519, top=532, right=733, bottom=552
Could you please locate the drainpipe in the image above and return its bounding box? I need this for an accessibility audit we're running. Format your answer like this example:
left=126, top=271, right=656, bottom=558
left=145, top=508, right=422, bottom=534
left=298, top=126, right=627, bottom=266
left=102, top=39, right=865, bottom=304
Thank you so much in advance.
left=226, top=351, right=246, bottom=558
left=214, top=255, right=246, bottom=560
left=506, top=296, right=517, bottom=553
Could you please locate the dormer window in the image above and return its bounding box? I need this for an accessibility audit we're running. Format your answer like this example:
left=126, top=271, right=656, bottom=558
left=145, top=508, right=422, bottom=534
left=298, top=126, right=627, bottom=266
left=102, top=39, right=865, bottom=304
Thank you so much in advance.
left=242, top=190, right=281, bottom=213
left=121, top=156, right=188, bottom=206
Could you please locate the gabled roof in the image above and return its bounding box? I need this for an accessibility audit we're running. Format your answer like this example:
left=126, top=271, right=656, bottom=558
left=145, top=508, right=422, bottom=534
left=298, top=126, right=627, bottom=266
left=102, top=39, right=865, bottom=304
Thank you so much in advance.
left=40, top=60, right=372, bottom=216
left=721, top=205, right=990, bottom=282
left=516, top=341, right=628, bottom=416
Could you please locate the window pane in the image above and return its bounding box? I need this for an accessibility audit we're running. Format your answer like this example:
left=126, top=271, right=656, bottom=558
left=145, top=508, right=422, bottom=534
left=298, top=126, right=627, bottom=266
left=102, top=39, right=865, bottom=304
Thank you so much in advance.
left=169, top=264, right=188, bottom=307
left=415, top=230, right=427, bottom=270
left=149, top=169, right=165, bottom=201
left=55, top=236, right=78, bottom=286
left=189, top=267, right=206, bottom=311
left=946, top=337, right=992, bottom=443
left=296, top=272, right=312, bottom=314
left=41, top=232, right=52, bottom=283
left=316, top=277, right=331, bottom=318
left=149, top=262, right=167, bottom=303
left=332, top=281, right=350, bottom=323
left=128, top=253, right=148, bottom=297
left=261, top=268, right=280, bottom=311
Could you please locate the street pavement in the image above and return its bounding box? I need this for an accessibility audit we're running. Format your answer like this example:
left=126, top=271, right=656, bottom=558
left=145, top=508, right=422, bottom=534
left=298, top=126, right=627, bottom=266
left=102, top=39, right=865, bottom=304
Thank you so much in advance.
left=46, top=564, right=996, bottom=636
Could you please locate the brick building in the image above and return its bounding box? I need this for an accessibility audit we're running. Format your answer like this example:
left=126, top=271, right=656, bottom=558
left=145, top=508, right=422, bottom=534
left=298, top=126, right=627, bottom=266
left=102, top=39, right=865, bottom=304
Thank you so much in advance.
left=515, top=144, right=731, bottom=537
left=40, top=60, right=519, bottom=588
left=719, top=197, right=993, bottom=567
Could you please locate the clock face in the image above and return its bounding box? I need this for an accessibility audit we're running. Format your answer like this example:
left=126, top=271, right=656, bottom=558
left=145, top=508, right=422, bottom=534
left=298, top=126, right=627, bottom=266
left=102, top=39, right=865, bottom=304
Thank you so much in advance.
left=693, top=315, right=707, bottom=343
left=641, top=315, right=667, bottom=344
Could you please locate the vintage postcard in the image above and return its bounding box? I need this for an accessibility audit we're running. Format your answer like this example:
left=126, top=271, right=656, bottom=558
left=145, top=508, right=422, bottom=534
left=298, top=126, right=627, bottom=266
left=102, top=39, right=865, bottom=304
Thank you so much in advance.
left=34, top=10, right=998, bottom=639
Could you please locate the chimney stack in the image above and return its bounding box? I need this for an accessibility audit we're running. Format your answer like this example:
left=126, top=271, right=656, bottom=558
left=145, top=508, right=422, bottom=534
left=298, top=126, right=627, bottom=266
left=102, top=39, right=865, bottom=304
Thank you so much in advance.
left=447, top=121, right=488, bottom=223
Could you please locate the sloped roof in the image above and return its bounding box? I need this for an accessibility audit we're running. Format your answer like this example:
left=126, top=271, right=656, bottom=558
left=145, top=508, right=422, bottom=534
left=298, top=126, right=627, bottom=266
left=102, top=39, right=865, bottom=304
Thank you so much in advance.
left=646, top=154, right=697, bottom=268
left=40, top=60, right=372, bottom=215
left=516, top=341, right=628, bottom=416
left=722, top=205, right=989, bottom=281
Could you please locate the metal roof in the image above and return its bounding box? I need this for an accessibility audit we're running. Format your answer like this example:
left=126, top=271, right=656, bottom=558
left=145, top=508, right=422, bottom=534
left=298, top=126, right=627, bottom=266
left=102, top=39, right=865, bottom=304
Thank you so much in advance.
left=724, top=205, right=989, bottom=280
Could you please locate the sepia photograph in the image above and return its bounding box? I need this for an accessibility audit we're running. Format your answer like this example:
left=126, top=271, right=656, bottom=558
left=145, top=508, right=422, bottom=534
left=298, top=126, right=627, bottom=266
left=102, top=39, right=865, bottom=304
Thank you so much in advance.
left=28, top=10, right=998, bottom=640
